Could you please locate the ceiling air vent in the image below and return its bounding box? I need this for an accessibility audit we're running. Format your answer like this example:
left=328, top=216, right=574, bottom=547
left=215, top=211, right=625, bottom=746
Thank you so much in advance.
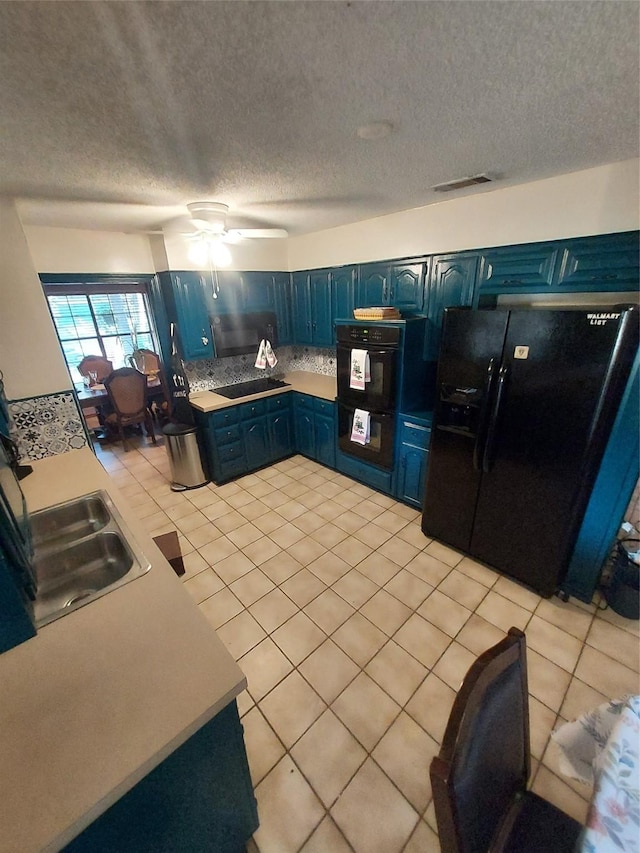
left=432, top=174, right=493, bottom=193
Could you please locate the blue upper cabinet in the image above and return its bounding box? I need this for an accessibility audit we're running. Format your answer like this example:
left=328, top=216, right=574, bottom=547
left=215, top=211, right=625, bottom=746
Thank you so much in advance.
left=292, top=271, right=313, bottom=343
left=331, top=266, right=357, bottom=328
left=358, top=264, right=387, bottom=306
left=425, top=254, right=478, bottom=360
left=357, top=261, right=426, bottom=311
left=292, top=270, right=332, bottom=346
left=477, top=243, right=559, bottom=293
left=310, top=270, right=333, bottom=346
left=477, top=232, right=639, bottom=297
left=273, top=273, right=293, bottom=345
left=161, top=272, right=214, bottom=361
left=390, top=261, right=427, bottom=312
left=240, top=272, right=275, bottom=313
left=555, top=232, right=640, bottom=292
left=210, top=270, right=244, bottom=315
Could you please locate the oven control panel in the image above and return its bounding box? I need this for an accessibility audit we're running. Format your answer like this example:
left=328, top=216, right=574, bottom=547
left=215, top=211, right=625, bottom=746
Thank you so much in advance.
left=337, top=324, right=401, bottom=346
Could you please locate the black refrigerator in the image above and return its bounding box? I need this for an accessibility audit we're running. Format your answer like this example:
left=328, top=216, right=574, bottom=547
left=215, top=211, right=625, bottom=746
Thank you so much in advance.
left=421, top=306, right=638, bottom=597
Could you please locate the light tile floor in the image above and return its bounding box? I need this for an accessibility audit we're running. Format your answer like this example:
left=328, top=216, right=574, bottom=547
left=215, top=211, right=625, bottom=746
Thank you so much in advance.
left=95, top=436, right=640, bottom=853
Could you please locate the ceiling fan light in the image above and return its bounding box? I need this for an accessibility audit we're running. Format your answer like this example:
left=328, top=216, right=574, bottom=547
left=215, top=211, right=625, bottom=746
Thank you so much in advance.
left=209, top=239, right=232, bottom=267
left=187, top=237, right=209, bottom=266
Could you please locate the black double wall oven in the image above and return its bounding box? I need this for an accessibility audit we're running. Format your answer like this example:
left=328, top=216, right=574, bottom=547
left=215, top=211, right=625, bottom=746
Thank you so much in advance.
left=336, top=324, right=401, bottom=470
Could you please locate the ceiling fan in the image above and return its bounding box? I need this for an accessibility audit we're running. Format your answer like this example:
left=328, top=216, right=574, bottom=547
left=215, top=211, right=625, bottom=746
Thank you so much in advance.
left=156, top=201, right=288, bottom=267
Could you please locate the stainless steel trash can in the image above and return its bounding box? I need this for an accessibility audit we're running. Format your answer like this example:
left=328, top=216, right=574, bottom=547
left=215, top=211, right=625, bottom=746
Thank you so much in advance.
left=162, top=422, right=209, bottom=491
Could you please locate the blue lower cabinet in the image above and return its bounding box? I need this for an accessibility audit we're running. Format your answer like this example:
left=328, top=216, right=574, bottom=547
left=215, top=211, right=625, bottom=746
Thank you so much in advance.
left=268, top=409, right=293, bottom=462
left=336, top=450, right=394, bottom=495
left=314, top=398, right=336, bottom=469
left=197, top=395, right=295, bottom=483
left=64, top=700, right=258, bottom=852
left=293, top=394, right=336, bottom=467
left=395, top=416, right=431, bottom=508
left=242, top=417, right=270, bottom=470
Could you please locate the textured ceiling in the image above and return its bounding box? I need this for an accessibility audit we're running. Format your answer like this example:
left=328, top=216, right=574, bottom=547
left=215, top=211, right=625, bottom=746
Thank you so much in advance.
left=1, top=1, right=638, bottom=236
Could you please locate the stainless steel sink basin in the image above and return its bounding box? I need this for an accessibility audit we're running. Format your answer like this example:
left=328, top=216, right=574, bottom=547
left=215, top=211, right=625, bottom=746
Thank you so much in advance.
left=31, top=494, right=110, bottom=550
left=31, top=490, right=151, bottom=627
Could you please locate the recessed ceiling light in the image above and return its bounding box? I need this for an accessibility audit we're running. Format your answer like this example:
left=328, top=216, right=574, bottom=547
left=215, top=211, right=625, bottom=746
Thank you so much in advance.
left=356, top=121, right=395, bottom=140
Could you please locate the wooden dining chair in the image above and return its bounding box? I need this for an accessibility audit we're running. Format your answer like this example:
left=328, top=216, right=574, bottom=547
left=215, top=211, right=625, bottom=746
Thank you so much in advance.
left=103, top=368, right=157, bottom=451
left=430, top=627, right=582, bottom=853
left=77, top=355, right=113, bottom=384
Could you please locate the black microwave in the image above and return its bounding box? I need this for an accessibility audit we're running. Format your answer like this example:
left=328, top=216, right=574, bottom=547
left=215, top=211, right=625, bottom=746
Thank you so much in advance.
left=209, top=312, right=278, bottom=358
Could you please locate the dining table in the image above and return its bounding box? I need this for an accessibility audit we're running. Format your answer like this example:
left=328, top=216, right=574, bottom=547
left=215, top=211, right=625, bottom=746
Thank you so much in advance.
left=552, top=694, right=640, bottom=853
left=76, top=376, right=163, bottom=410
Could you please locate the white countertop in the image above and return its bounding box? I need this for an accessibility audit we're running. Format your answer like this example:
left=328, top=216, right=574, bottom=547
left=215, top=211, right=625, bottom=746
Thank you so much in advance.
left=0, top=449, right=245, bottom=853
left=189, top=370, right=337, bottom=413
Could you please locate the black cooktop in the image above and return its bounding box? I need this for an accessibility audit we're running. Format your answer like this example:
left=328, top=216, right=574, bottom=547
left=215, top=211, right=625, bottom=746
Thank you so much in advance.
left=214, top=378, right=291, bottom=399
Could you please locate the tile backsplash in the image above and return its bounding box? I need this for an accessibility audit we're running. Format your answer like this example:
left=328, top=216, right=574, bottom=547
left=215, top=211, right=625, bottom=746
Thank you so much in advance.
left=184, top=345, right=336, bottom=392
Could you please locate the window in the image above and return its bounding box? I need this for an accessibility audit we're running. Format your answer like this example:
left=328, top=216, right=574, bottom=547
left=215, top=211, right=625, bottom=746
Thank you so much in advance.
left=45, top=284, right=157, bottom=387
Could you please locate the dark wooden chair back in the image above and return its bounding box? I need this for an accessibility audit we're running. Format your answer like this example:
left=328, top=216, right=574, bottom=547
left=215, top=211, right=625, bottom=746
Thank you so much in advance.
left=77, top=355, right=113, bottom=383
left=430, top=627, right=582, bottom=853
left=103, top=368, right=156, bottom=451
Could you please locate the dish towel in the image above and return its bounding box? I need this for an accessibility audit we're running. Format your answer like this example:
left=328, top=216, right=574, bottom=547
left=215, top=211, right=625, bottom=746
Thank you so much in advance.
left=350, top=409, right=371, bottom=445
left=255, top=339, right=267, bottom=369
left=265, top=340, right=278, bottom=367
left=350, top=349, right=370, bottom=390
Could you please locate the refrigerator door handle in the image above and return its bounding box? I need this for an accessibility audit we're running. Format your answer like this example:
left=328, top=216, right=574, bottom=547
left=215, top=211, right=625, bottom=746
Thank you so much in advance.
left=473, top=357, right=497, bottom=472
left=482, top=364, right=508, bottom=473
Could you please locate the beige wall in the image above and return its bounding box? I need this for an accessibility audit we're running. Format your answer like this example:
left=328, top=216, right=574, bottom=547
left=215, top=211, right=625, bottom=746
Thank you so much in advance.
left=287, top=159, right=640, bottom=270
left=0, top=200, right=72, bottom=399
left=23, top=226, right=156, bottom=274
left=23, top=225, right=288, bottom=274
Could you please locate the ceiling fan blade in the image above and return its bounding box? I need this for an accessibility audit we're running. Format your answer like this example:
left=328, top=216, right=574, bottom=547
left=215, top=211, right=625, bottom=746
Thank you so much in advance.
left=227, top=228, right=289, bottom=240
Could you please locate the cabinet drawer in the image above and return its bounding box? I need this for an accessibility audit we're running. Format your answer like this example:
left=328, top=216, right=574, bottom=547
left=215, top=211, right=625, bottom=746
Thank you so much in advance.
left=240, top=399, right=266, bottom=420
left=478, top=244, right=558, bottom=291
left=266, top=393, right=291, bottom=413
left=313, top=397, right=335, bottom=416
left=211, top=407, right=239, bottom=429
left=399, top=419, right=431, bottom=450
left=214, top=423, right=241, bottom=446
left=217, top=440, right=244, bottom=463
left=218, top=457, right=248, bottom=482
left=295, top=393, right=314, bottom=411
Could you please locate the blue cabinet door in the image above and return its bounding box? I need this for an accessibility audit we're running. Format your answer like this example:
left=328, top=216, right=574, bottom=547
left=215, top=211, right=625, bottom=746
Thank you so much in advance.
left=292, top=272, right=312, bottom=344
left=273, top=273, right=293, bottom=345
left=242, top=417, right=270, bottom=470
left=310, top=270, right=333, bottom=346
left=293, top=397, right=316, bottom=458
left=171, top=273, right=214, bottom=361
left=425, top=254, right=478, bottom=360
left=397, top=445, right=428, bottom=508
left=390, top=262, right=426, bottom=312
left=147, top=274, right=171, bottom=364
left=315, top=413, right=335, bottom=469
left=357, top=264, right=388, bottom=306
left=332, top=266, right=357, bottom=332
left=241, top=272, right=275, bottom=313
left=210, top=270, right=244, bottom=315
left=477, top=243, right=559, bottom=293
left=268, top=411, right=293, bottom=461
left=555, top=232, right=640, bottom=291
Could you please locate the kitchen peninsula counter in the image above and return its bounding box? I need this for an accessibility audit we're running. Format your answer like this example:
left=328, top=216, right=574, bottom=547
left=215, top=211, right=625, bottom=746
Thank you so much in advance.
left=189, top=369, right=336, bottom=412
left=0, top=449, right=246, bottom=853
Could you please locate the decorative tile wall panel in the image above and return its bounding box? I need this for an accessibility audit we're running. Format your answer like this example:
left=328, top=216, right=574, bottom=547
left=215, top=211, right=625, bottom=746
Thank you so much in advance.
left=8, top=392, right=89, bottom=461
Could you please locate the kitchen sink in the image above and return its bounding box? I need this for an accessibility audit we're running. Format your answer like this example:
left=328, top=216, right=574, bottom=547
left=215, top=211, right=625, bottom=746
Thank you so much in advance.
left=31, top=494, right=110, bottom=550
left=30, top=491, right=151, bottom=627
